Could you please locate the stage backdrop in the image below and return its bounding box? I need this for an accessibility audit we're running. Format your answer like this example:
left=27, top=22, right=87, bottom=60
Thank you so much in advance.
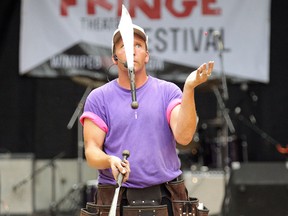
left=20, top=0, right=271, bottom=83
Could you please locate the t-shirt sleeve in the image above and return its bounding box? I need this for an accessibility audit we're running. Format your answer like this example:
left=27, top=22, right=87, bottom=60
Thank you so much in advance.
left=164, top=82, right=182, bottom=124
left=166, top=98, right=182, bottom=124
left=79, top=89, right=108, bottom=133
left=165, top=82, right=199, bottom=125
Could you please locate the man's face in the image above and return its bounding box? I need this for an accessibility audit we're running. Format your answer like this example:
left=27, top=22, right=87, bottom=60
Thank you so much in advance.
left=114, top=34, right=149, bottom=72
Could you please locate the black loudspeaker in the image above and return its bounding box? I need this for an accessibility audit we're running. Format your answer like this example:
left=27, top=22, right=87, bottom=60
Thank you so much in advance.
left=221, top=162, right=288, bottom=216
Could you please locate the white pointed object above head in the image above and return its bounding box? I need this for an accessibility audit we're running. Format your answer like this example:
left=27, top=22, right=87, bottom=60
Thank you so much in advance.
left=118, top=5, right=134, bottom=71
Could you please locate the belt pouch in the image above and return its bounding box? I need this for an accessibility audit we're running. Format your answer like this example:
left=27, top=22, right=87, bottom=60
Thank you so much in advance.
left=96, top=184, right=119, bottom=205
left=165, top=179, right=203, bottom=216
left=80, top=208, right=97, bottom=216
left=93, top=184, right=123, bottom=216
left=126, top=185, right=162, bottom=206
left=197, top=206, right=210, bottom=216
left=85, top=202, right=120, bottom=216
left=123, top=205, right=168, bottom=216
left=165, top=179, right=188, bottom=201
left=172, top=197, right=199, bottom=216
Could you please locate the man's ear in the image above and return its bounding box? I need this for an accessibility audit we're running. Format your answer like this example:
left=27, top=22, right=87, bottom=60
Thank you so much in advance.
left=112, top=55, right=118, bottom=64
left=145, top=51, right=150, bottom=64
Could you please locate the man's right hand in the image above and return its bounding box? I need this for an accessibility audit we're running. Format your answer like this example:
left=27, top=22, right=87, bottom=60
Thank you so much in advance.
left=109, top=155, right=130, bottom=183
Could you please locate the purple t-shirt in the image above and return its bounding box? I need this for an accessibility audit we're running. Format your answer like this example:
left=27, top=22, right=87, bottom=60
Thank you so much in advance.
left=80, top=76, right=183, bottom=188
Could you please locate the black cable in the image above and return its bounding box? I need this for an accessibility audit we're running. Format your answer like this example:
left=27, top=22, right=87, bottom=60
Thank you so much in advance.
left=104, top=63, right=116, bottom=82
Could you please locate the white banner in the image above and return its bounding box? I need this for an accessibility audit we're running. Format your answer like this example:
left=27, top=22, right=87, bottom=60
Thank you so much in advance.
left=20, top=0, right=271, bottom=83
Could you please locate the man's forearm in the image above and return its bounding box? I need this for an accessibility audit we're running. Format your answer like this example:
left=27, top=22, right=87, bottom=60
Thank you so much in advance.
left=175, top=87, right=198, bottom=145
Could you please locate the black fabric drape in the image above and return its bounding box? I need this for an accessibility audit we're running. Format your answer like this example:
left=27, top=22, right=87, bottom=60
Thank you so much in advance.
left=0, top=0, right=287, bottom=160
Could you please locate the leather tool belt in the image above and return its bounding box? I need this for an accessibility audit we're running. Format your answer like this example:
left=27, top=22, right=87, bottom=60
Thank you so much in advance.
left=80, top=177, right=209, bottom=216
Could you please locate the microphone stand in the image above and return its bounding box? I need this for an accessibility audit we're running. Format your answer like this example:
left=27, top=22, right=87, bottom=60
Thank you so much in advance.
left=217, top=39, right=229, bottom=101
left=213, top=32, right=235, bottom=205
left=234, top=111, right=281, bottom=149
left=67, top=85, right=93, bottom=184
left=213, top=30, right=228, bottom=101
left=212, top=86, right=235, bottom=169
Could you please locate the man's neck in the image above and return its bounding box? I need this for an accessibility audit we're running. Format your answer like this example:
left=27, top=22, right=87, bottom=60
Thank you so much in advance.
left=118, top=70, right=148, bottom=89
